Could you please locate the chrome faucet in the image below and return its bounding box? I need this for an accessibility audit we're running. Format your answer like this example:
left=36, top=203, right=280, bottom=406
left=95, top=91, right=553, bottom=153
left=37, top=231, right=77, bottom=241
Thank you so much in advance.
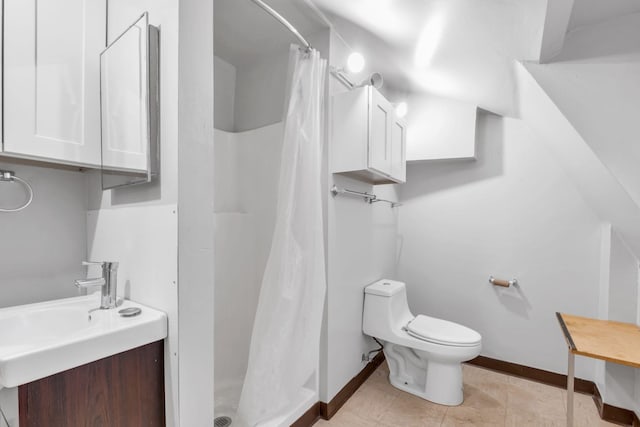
left=75, top=261, right=119, bottom=309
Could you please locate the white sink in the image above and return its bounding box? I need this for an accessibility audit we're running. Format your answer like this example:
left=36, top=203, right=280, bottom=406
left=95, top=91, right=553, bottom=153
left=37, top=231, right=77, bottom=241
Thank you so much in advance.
left=0, top=294, right=167, bottom=388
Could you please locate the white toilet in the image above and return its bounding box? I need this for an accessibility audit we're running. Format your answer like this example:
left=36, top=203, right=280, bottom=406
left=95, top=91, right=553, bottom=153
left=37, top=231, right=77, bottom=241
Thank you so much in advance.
left=363, top=279, right=481, bottom=406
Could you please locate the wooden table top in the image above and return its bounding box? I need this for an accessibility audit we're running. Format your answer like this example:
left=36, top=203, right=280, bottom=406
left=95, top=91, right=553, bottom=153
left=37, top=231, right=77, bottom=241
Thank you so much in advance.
left=557, top=312, right=640, bottom=368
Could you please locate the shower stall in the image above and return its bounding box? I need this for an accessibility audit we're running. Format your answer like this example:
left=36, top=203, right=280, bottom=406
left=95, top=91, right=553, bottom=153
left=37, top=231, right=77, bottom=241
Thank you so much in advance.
left=213, top=123, right=319, bottom=426
left=213, top=1, right=327, bottom=425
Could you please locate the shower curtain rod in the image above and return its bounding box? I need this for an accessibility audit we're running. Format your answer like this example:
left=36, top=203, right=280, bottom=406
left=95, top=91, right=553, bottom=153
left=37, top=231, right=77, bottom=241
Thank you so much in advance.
left=249, top=0, right=312, bottom=51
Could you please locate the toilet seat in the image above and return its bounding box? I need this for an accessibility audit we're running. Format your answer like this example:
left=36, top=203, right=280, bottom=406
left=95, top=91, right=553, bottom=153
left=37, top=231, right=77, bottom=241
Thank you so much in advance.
left=405, top=315, right=481, bottom=347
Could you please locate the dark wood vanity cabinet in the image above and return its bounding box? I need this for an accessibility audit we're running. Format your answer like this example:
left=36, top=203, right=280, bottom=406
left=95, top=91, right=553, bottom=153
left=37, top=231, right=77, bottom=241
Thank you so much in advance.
left=18, top=341, right=165, bottom=426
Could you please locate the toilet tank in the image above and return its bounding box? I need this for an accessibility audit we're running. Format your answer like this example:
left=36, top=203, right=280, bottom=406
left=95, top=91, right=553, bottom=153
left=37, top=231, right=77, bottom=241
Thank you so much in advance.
left=363, top=279, right=414, bottom=340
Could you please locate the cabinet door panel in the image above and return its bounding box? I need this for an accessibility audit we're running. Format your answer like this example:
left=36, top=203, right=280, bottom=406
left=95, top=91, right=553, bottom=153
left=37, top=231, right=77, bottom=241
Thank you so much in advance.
left=3, top=0, right=105, bottom=167
left=391, top=119, right=406, bottom=182
left=368, top=88, right=392, bottom=176
left=19, top=341, right=165, bottom=426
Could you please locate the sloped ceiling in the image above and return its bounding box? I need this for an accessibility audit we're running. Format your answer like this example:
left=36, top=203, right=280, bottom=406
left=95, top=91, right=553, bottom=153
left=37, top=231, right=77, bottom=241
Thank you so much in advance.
left=539, top=0, right=574, bottom=63
left=214, top=0, right=326, bottom=67
left=568, top=0, right=640, bottom=32
left=214, top=0, right=640, bottom=116
left=539, top=0, right=640, bottom=63
left=310, top=0, right=547, bottom=116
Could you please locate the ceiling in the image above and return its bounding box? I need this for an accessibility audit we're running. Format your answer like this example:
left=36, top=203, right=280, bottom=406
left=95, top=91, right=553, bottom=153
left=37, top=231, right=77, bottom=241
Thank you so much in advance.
left=214, top=0, right=640, bottom=116
left=310, top=0, right=547, bottom=115
left=214, top=0, right=326, bottom=66
left=568, top=0, right=640, bottom=32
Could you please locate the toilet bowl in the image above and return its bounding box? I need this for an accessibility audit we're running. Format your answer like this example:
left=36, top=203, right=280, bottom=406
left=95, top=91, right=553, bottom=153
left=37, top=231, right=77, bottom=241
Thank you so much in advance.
left=363, top=279, right=481, bottom=406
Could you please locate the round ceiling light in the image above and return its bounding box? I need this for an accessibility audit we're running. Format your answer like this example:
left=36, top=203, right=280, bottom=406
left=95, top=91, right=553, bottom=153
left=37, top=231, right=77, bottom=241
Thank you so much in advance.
left=347, top=52, right=365, bottom=74
left=395, top=101, right=408, bottom=118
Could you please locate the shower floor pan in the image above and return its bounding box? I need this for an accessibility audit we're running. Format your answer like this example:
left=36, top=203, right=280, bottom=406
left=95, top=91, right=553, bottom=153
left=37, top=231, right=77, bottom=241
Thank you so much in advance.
left=214, top=380, right=316, bottom=427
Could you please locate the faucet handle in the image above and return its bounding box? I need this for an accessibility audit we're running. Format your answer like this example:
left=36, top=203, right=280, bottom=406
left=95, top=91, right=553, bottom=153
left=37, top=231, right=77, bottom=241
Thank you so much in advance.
left=75, top=278, right=106, bottom=288
left=82, top=261, right=119, bottom=269
left=82, top=261, right=105, bottom=267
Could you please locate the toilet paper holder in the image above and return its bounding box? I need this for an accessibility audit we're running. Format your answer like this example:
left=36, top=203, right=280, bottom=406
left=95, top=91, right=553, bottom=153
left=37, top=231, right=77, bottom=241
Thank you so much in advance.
left=489, top=276, right=518, bottom=288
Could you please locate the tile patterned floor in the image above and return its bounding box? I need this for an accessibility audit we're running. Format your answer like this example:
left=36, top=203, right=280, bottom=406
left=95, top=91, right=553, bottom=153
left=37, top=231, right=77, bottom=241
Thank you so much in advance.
left=316, top=362, right=620, bottom=426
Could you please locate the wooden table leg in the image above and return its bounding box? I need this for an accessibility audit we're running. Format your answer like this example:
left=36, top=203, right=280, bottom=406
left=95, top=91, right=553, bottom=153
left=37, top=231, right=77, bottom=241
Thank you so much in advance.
left=567, top=350, right=575, bottom=427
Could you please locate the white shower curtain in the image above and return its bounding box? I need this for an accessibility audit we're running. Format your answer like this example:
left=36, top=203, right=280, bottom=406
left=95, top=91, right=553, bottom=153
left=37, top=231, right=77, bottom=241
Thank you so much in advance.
left=236, top=46, right=327, bottom=426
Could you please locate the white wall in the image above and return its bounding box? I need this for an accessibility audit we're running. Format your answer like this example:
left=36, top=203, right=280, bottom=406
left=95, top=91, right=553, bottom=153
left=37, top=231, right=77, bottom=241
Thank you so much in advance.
left=86, top=205, right=179, bottom=423
left=0, top=162, right=88, bottom=425
left=234, top=49, right=290, bottom=132
left=526, top=13, right=640, bottom=208
left=398, top=113, right=602, bottom=380
left=325, top=175, right=399, bottom=401
left=214, top=56, right=237, bottom=132
left=636, top=369, right=640, bottom=419
left=516, top=61, right=640, bottom=258
left=322, top=29, right=401, bottom=402
left=177, top=0, right=215, bottom=425
left=608, top=232, right=638, bottom=324
left=600, top=230, right=640, bottom=411
left=525, top=13, right=640, bottom=412
left=0, top=162, right=87, bottom=308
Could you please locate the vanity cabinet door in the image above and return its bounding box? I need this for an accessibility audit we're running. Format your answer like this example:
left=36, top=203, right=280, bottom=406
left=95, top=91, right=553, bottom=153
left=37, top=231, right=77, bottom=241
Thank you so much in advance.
left=19, top=341, right=165, bottom=426
left=3, top=0, right=106, bottom=167
left=390, top=117, right=407, bottom=183
left=368, top=87, right=393, bottom=177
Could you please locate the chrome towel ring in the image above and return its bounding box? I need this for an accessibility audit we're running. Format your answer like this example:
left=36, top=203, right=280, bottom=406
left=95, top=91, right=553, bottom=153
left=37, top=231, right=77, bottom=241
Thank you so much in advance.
left=0, top=170, right=34, bottom=212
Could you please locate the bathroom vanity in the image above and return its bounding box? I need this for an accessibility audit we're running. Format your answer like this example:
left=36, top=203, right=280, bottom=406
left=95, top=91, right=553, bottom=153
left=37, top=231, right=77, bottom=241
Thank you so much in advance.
left=0, top=295, right=168, bottom=426
left=19, top=341, right=165, bottom=426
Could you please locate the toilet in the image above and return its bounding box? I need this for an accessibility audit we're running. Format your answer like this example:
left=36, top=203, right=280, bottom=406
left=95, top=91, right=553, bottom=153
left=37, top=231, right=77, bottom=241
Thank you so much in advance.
left=363, top=279, right=481, bottom=406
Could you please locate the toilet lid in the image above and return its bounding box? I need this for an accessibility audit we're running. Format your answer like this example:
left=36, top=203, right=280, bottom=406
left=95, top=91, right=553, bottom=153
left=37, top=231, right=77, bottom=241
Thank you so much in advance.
left=406, top=315, right=481, bottom=347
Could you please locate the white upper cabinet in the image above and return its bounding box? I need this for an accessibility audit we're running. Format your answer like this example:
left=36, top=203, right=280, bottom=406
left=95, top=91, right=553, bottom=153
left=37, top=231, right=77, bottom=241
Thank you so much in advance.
left=332, top=86, right=406, bottom=184
left=2, top=0, right=106, bottom=167
left=405, top=95, right=476, bottom=162
left=390, top=118, right=407, bottom=182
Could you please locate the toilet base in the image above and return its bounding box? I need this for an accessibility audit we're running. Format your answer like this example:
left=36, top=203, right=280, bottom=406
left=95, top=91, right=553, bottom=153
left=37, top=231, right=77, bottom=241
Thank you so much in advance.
left=383, top=343, right=466, bottom=406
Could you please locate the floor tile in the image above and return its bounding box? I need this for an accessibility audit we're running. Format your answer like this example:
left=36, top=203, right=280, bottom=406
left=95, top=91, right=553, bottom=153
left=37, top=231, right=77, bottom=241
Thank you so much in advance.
left=338, top=380, right=399, bottom=424
left=505, top=375, right=566, bottom=425
left=572, top=392, right=620, bottom=427
left=318, top=362, right=618, bottom=427
left=378, top=391, right=446, bottom=426
left=323, top=407, right=384, bottom=427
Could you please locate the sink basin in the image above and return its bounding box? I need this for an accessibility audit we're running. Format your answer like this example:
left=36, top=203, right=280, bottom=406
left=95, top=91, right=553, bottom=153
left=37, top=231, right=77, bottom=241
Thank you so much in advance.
left=0, top=294, right=167, bottom=388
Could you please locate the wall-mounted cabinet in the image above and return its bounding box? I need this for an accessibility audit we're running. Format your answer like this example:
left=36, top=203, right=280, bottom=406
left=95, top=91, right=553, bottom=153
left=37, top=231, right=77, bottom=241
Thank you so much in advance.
left=405, top=95, right=477, bottom=162
left=1, top=0, right=106, bottom=168
left=101, top=13, right=159, bottom=189
left=332, top=86, right=406, bottom=184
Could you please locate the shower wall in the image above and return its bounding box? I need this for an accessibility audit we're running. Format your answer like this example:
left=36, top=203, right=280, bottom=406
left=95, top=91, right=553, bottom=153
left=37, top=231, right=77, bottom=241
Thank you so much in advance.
left=213, top=123, right=284, bottom=413
left=234, top=50, right=290, bottom=132
left=214, top=52, right=288, bottom=132
left=214, top=56, right=237, bottom=132
left=215, top=30, right=330, bottom=133
left=213, top=50, right=286, bottom=396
